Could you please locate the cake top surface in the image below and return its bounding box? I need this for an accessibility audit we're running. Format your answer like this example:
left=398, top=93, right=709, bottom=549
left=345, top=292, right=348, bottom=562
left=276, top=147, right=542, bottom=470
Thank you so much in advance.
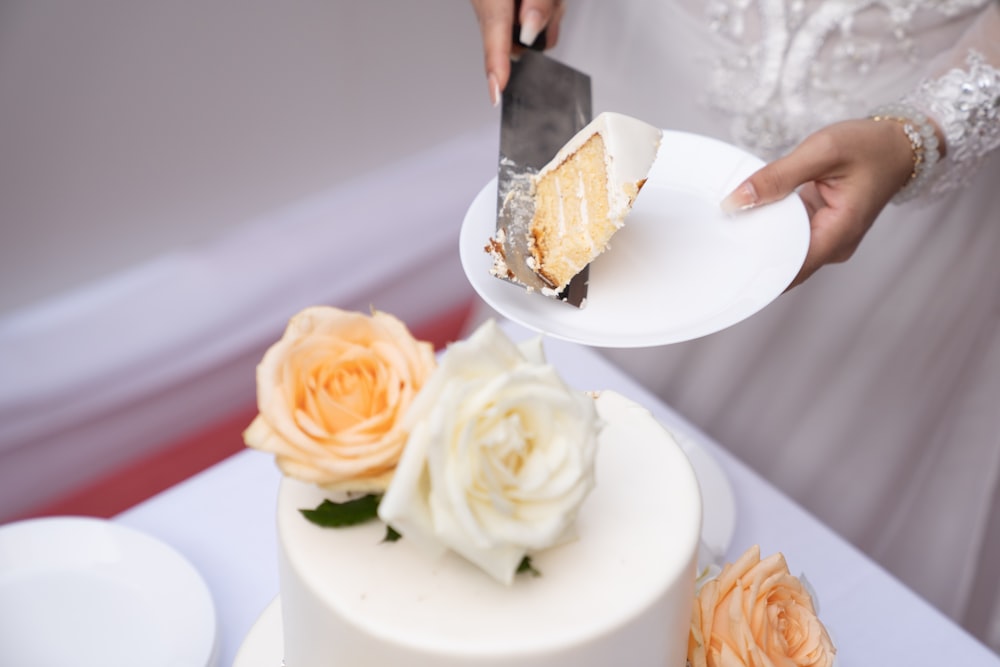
left=278, top=390, right=702, bottom=654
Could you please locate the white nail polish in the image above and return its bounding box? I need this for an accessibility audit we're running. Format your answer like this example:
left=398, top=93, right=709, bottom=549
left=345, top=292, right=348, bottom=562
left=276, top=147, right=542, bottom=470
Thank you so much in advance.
left=488, top=73, right=501, bottom=108
left=519, top=9, right=544, bottom=46
left=720, top=182, right=759, bottom=214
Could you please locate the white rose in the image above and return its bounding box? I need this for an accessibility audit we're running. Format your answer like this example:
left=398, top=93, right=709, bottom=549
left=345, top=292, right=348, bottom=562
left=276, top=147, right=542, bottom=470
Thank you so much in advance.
left=378, top=320, right=599, bottom=584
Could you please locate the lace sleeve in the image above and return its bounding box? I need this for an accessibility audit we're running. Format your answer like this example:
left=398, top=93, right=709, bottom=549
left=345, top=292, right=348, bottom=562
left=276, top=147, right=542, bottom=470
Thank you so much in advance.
left=901, top=2, right=1000, bottom=199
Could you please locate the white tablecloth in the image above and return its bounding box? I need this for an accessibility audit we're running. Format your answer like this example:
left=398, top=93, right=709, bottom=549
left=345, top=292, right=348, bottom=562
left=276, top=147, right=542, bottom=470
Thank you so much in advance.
left=115, top=322, right=1000, bottom=666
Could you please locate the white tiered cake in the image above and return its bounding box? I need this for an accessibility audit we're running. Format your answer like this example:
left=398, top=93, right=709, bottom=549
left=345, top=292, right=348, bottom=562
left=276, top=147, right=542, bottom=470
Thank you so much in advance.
left=276, top=390, right=702, bottom=667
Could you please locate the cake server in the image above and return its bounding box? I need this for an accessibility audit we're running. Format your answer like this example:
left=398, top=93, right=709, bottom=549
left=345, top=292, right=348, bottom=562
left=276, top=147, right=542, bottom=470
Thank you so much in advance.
left=495, top=48, right=592, bottom=307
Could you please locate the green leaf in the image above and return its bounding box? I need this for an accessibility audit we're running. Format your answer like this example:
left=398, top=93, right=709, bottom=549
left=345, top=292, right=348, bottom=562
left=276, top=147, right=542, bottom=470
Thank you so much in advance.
left=382, top=525, right=402, bottom=543
left=517, top=555, right=541, bottom=577
left=300, top=495, right=380, bottom=528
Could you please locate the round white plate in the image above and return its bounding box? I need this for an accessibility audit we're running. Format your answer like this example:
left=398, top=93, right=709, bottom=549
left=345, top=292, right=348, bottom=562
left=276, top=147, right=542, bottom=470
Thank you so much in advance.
left=459, top=130, right=810, bottom=347
left=233, top=431, right=736, bottom=666
left=0, top=516, right=219, bottom=667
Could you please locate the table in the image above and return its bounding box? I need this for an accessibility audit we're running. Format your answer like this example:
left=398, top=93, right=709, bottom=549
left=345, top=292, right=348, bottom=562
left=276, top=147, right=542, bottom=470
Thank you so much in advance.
left=115, top=322, right=1000, bottom=666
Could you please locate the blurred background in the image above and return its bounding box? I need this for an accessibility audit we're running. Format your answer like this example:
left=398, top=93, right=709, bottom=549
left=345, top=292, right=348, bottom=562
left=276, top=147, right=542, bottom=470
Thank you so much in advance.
left=0, top=0, right=497, bottom=520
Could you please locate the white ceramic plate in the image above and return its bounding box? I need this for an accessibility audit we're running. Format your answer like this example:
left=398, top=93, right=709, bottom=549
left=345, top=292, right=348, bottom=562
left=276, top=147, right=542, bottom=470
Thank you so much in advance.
left=233, top=429, right=736, bottom=666
left=459, top=130, right=810, bottom=347
left=0, top=517, right=219, bottom=667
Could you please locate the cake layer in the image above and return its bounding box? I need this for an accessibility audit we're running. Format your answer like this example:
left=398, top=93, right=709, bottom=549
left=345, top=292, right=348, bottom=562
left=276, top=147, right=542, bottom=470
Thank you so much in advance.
left=277, top=390, right=702, bottom=667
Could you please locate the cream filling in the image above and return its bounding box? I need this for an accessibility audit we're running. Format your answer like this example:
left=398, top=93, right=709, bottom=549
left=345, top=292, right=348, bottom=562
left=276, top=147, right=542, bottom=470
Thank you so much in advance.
left=576, top=171, right=595, bottom=253
left=554, top=178, right=567, bottom=238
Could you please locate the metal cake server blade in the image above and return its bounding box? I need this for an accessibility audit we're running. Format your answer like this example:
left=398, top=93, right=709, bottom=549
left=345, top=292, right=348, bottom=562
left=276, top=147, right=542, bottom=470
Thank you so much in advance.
left=496, top=49, right=592, bottom=307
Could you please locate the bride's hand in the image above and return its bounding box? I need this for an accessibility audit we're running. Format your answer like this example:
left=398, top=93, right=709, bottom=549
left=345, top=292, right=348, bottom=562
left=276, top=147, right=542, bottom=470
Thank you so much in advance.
left=469, top=0, right=565, bottom=106
left=721, top=119, right=930, bottom=288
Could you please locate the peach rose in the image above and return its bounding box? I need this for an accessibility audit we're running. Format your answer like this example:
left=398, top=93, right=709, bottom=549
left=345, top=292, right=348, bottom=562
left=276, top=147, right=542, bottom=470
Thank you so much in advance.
left=243, top=306, right=436, bottom=493
left=688, top=545, right=836, bottom=667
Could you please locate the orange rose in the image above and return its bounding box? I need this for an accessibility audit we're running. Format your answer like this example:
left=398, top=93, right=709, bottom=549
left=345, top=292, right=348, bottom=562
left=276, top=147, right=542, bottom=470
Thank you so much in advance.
left=688, top=545, right=836, bottom=667
left=243, top=306, right=436, bottom=492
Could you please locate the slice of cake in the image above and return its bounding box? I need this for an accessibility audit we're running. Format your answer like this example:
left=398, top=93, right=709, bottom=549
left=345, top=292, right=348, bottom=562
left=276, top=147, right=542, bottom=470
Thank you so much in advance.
left=489, top=112, right=662, bottom=295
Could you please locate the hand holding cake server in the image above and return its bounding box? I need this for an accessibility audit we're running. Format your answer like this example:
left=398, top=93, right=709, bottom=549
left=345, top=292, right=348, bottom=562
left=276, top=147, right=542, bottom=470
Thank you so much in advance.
left=470, top=0, right=999, bottom=290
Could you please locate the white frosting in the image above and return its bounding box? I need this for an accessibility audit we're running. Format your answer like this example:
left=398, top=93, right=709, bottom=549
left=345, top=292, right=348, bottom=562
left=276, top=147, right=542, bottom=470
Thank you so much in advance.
left=536, top=111, right=662, bottom=222
left=276, top=390, right=702, bottom=667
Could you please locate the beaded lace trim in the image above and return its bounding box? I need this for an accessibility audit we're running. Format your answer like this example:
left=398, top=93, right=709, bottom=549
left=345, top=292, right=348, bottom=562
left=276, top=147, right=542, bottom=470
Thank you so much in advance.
left=704, top=0, right=992, bottom=160
left=902, top=49, right=1000, bottom=198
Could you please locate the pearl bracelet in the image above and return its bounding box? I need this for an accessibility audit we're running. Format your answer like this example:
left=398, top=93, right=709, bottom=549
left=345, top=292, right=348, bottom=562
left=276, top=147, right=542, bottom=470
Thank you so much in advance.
left=868, top=103, right=941, bottom=204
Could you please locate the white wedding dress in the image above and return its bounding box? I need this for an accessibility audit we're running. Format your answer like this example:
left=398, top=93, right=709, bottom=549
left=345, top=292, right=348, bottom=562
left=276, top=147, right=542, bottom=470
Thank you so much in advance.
left=547, top=0, right=1000, bottom=652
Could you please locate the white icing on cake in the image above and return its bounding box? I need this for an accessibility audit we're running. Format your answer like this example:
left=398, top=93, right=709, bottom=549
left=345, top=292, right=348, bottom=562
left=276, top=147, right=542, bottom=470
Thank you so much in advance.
left=276, top=390, right=702, bottom=667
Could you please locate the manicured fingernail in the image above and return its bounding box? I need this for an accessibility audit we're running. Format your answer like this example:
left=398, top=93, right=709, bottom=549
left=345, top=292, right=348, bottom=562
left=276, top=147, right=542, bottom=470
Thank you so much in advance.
left=720, top=181, right=759, bottom=214
left=488, top=72, right=501, bottom=107
left=519, top=9, right=545, bottom=46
